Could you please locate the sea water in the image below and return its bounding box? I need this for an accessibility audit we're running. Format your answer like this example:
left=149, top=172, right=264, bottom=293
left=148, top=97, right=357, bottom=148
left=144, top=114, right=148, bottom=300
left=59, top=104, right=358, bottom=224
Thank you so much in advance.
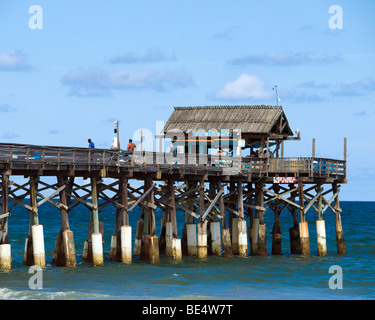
left=1, top=200, right=374, bottom=300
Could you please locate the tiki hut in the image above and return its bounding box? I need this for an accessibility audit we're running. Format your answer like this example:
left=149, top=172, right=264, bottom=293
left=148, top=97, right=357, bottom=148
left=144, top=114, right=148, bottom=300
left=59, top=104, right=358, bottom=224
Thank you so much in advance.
left=162, top=105, right=299, bottom=157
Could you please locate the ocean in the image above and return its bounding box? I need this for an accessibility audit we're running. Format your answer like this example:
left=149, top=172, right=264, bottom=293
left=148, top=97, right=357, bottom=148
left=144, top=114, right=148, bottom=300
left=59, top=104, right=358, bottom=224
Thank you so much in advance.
left=1, top=200, right=374, bottom=301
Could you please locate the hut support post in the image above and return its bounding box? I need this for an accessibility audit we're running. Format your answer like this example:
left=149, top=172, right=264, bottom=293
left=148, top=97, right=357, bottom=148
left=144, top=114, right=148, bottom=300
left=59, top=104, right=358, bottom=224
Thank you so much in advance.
left=298, top=180, right=310, bottom=256
left=237, top=182, right=248, bottom=257
left=333, top=183, right=346, bottom=254
left=184, top=181, right=198, bottom=256
left=257, top=182, right=267, bottom=255
left=197, top=181, right=207, bottom=259
left=168, top=179, right=181, bottom=260
left=218, top=181, right=232, bottom=257
left=289, top=185, right=301, bottom=254
left=0, top=174, right=11, bottom=270
left=272, top=184, right=282, bottom=255
left=246, top=183, right=255, bottom=255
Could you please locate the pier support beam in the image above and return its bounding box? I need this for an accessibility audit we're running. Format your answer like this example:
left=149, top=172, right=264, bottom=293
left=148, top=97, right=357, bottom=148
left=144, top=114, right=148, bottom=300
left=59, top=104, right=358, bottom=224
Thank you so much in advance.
left=141, top=176, right=159, bottom=263
left=298, top=180, right=310, bottom=256
left=210, top=221, right=221, bottom=256
left=197, top=181, right=207, bottom=259
left=0, top=174, right=11, bottom=270
left=237, top=182, right=248, bottom=257
left=289, top=186, right=301, bottom=254
left=316, top=186, right=327, bottom=256
left=217, top=181, right=232, bottom=258
left=53, top=176, right=76, bottom=268
left=333, top=183, right=346, bottom=255
left=91, top=177, right=103, bottom=266
left=272, top=185, right=282, bottom=255
left=24, top=176, right=46, bottom=267
left=257, top=182, right=267, bottom=255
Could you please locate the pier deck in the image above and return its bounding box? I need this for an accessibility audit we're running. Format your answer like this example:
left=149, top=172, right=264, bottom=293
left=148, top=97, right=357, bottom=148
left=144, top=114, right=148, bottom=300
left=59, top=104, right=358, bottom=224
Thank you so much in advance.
left=0, top=142, right=347, bottom=269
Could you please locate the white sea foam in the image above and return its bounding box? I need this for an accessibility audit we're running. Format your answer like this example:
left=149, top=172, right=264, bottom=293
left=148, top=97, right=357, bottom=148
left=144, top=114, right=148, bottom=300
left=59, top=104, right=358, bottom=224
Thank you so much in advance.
left=0, top=287, right=112, bottom=300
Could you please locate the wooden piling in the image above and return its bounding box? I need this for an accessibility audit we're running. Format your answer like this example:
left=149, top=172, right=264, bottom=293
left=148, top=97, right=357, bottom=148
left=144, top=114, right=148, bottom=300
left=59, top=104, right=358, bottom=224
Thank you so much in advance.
left=0, top=174, right=11, bottom=270
left=217, top=181, right=232, bottom=258
left=90, top=177, right=103, bottom=266
left=257, top=182, right=267, bottom=255
left=316, top=186, right=327, bottom=256
left=333, top=183, right=346, bottom=254
left=272, top=184, right=282, bottom=255
left=298, top=180, right=310, bottom=256
left=53, top=176, right=76, bottom=267
left=289, top=185, right=301, bottom=254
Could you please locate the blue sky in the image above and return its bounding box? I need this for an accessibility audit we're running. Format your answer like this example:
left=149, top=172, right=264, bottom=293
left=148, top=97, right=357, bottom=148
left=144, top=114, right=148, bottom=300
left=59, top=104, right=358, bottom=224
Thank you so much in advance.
left=1, top=0, right=374, bottom=201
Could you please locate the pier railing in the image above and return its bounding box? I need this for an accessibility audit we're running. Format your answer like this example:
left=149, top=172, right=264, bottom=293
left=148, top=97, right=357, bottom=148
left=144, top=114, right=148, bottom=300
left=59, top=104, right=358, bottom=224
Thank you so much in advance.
left=0, top=143, right=346, bottom=178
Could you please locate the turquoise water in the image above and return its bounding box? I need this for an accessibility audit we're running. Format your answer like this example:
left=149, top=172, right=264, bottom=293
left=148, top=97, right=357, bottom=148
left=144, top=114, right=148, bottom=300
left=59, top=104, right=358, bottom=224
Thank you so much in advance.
left=1, top=201, right=374, bottom=300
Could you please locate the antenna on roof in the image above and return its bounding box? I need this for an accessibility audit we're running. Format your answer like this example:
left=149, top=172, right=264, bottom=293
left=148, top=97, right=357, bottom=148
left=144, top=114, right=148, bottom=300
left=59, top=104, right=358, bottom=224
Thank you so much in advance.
left=273, top=85, right=281, bottom=106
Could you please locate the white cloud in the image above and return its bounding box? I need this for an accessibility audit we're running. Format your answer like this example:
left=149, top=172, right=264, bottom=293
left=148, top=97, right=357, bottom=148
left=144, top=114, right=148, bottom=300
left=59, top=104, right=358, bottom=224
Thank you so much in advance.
left=62, top=68, right=194, bottom=97
left=0, top=51, right=31, bottom=71
left=212, top=74, right=272, bottom=101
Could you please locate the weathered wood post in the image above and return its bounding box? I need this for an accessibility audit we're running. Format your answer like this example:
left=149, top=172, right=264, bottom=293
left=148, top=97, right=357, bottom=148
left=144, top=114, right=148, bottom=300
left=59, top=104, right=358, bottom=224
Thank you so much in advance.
left=237, top=181, right=248, bottom=257
left=251, top=183, right=260, bottom=255
left=168, top=179, right=182, bottom=260
left=119, top=177, right=131, bottom=264
left=257, top=182, right=267, bottom=255
left=298, top=180, right=310, bottom=256
left=316, top=186, right=327, bottom=256
left=229, top=183, right=238, bottom=254
left=197, top=181, right=207, bottom=259
left=53, top=176, right=76, bottom=267
left=141, top=176, right=159, bottom=264
left=246, top=183, right=255, bottom=255
left=333, top=183, right=346, bottom=254
left=91, top=177, right=103, bottom=267
left=184, top=181, right=198, bottom=256
left=218, top=181, right=232, bottom=257
left=289, top=185, right=301, bottom=254
left=0, top=174, right=11, bottom=270
left=272, top=184, right=282, bottom=255
left=24, top=176, right=46, bottom=267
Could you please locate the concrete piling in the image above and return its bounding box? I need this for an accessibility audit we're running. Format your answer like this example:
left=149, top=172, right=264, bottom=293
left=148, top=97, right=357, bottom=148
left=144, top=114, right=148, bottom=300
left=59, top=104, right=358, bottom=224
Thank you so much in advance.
left=186, top=223, right=198, bottom=256
left=238, top=219, right=248, bottom=257
left=231, top=217, right=239, bottom=255
left=31, top=224, right=45, bottom=267
left=210, top=221, right=222, bottom=256
left=316, top=219, right=327, bottom=256
left=172, top=238, right=182, bottom=260
left=91, top=232, right=104, bottom=267
left=0, top=244, right=11, bottom=270
left=120, top=225, right=132, bottom=264
left=299, top=221, right=310, bottom=256
left=197, top=221, right=207, bottom=259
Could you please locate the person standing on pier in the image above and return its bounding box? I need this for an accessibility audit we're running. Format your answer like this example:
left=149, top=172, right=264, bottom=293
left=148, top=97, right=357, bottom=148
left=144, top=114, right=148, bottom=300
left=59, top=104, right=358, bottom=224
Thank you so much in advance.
left=88, top=139, right=95, bottom=149
left=127, top=139, right=137, bottom=151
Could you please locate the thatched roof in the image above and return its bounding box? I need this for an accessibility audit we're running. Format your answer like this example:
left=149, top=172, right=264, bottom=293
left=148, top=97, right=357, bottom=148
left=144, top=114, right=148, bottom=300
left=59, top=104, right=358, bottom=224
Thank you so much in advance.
left=162, top=105, right=293, bottom=136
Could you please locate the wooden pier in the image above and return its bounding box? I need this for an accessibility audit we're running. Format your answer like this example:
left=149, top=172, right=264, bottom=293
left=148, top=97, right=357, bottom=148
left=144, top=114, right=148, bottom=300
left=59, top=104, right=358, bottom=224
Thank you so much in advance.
left=0, top=105, right=348, bottom=269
